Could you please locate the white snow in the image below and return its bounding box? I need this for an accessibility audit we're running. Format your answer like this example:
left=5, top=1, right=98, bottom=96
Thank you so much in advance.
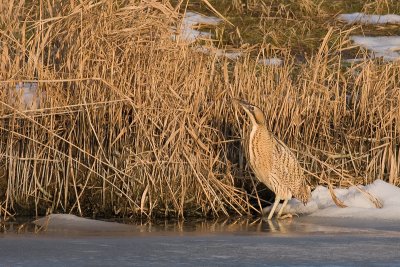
left=12, top=82, right=41, bottom=110
left=350, top=36, right=400, bottom=61
left=257, top=57, right=283, bottom=66
left=194, top=49, right=282, bottom=64
left=278, top=179, right=400, bottom=220
left=338, top=13, right=400, bottom=24
left=174, top=11, right=221, bottom=43
left=342, top=58, right=366, bottom=64
left=193, top=46, right=242, bottom=60
left=338, top=13, right=400, bottom=61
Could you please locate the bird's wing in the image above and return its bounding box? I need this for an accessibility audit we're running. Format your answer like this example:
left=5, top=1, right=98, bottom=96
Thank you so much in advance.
left=272, top=136, right=305, bottom=192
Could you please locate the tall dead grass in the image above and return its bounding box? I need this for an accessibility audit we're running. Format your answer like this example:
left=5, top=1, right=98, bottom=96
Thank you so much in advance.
left=0, top=0, right=399, bottom=219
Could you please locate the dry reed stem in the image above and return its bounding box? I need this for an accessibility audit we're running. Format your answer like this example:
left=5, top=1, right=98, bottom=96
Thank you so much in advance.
left=0, top=0, right=399, bottom=218
left=200, top=0, right=234, bottom=26
left=328, top=182, right=347, bottom=208
left=346, top=180, right=383, bottom=209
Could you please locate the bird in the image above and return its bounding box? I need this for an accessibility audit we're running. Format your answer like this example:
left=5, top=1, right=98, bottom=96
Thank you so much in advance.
left=234, top=99, right=310, bottom=219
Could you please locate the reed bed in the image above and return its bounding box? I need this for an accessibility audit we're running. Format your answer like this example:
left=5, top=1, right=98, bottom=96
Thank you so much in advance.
left=0, top=0, right=399, bottom=219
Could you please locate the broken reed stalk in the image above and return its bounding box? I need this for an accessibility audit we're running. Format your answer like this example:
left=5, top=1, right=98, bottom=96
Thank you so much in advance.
left=0, top=0, right=399, bottom=219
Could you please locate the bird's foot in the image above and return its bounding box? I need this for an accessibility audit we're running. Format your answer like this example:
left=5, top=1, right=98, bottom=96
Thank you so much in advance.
left=278, top=213, right=298, bottom=220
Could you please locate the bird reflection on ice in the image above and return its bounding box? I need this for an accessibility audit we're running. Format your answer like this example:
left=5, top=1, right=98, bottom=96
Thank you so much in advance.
left=2, top=214, right=400, bottom=238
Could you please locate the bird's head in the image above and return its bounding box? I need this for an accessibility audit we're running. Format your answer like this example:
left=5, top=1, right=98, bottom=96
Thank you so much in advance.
left=234, top=99, right=266, bottom=126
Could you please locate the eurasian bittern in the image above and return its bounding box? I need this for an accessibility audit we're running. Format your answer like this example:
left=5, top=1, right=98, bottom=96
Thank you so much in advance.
left=235, top=99, right=310, bottom=220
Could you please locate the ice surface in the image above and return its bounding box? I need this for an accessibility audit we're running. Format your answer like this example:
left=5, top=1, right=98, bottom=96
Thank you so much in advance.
left=338, top=13, right=400, bottom=24
left=6, top=206, right=400, bottom=266
left=174, top=11, right=221, bottom=43
left=350, top=36, right=400, bottom=61
left=3, top=216, right=400, bottom=266
left=281, top=179, right=400, bottom=220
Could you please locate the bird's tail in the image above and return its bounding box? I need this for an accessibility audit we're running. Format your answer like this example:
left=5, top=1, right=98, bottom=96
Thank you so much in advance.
left=296, top=184, right=311, bottom=205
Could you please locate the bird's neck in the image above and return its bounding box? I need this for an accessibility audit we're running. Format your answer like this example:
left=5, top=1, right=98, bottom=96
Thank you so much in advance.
left=248, top=124, right=274, bottom=165
left=250, top=124, right=272, bottom=140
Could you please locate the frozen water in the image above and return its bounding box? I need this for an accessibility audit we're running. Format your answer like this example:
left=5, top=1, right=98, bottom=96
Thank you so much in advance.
left=2, top=216, right=400, bottom=266
left=338, top=12, right=400, bottom=24
left=174, top=11, right=221, bottom=43
left=279, top=179, right=400, bottom=220
left=1, top=232, right=400, bottom=266
left=350, top=36, right=400, bottom=61
left=5, top=181, right=400, bottom=266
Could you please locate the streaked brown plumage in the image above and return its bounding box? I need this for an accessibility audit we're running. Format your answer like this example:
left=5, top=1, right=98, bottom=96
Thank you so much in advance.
left=235, top=99, right=310, bottom=219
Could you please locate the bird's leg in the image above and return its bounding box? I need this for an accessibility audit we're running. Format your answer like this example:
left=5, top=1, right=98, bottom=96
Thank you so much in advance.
left=267, top=197, right=281, bottom=220
left=277, top=198, right=289, bottom=218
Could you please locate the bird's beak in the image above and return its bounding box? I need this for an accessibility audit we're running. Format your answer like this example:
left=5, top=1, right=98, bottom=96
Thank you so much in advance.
left=233, top=98, right=252, bottom=111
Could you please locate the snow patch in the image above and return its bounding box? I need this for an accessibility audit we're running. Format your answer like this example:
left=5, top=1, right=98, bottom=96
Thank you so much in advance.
left=338, top=13, right=400, bottom=25
left=342, top=58, right=366, bottom=64
left=174, top=11, right=221, bottom=43
left=257, top=57, right=283, bottom=66
left=351, top=36, right=400, bottom=61
left=12, top=82, right=42, bottom=110
left=282, top=180, right=400, bottom=220
left=194, top=46, right=242, bottom=60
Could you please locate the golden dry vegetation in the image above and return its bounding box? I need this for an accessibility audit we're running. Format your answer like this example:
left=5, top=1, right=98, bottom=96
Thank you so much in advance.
left=0, top=0, right=399, bottom=219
